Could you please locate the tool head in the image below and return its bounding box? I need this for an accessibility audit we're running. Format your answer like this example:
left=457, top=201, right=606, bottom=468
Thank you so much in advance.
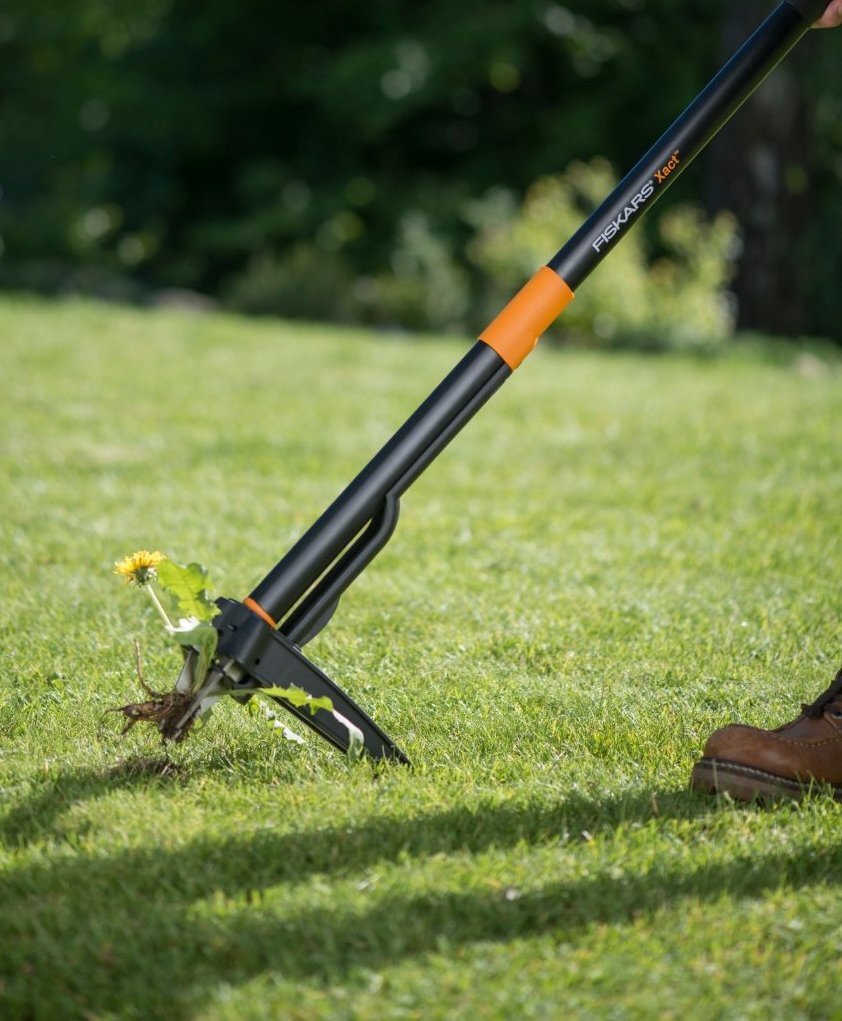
left=163, top=598, right=410, bottom=763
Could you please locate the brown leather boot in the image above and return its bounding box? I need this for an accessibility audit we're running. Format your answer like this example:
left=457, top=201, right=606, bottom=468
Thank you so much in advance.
left=691, top=667, right=842, bottom=802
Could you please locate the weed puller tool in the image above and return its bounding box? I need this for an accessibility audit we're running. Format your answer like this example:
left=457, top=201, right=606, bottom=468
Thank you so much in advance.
left=170, top=1, right=829, bottom=759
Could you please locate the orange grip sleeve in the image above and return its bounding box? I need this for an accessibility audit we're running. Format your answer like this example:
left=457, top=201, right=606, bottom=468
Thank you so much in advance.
left=243, top=596, right=277, bottom=629
left=479, top=267, right=574, bottom=370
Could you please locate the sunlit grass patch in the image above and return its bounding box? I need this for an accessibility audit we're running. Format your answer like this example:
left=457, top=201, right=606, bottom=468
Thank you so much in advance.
left=1, top=295, right=840, bottom=1019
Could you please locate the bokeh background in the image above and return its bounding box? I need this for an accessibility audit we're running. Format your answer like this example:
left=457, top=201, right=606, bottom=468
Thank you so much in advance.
left=2, top=0, right=840, bottom=347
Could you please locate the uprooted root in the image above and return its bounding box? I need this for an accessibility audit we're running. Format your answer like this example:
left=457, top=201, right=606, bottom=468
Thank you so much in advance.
left=110, top=690, right=195, bottom=741
left=109, top=641, right=198, bottom=743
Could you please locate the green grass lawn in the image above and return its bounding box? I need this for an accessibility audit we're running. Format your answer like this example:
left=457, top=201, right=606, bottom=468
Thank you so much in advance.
left=1, top=295, right=841, bottom=1020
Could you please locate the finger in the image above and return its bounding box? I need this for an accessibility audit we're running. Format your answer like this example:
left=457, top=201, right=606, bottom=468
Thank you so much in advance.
left=815, top=0, right=842, bottom=28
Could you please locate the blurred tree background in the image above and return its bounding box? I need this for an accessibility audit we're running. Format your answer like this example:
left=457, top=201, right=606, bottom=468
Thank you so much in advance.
left=0, top=0, right=839, bottom=345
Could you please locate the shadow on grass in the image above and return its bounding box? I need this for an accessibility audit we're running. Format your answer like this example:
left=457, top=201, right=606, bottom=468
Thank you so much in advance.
left=2, top=767, right=839, bottom=1017
left=0, top=755, right=185, bottom=848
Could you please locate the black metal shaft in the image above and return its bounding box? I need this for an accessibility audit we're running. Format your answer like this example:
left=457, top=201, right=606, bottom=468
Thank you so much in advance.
left=250, top=0, right=822, bottom=629
left=549, top=1, right=815, bottom=289
left=789, top=0, right=830, bottom=19
left=251, top=342, right=509, bottom=622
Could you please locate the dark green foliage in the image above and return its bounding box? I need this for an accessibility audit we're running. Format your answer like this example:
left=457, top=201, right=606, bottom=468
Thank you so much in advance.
left=0, top=0, right=838, bottom=337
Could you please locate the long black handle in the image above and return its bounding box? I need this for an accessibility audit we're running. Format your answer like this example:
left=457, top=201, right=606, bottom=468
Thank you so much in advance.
left=550, top=1, right=821, bottom=288
left=248, top=0, right=823, bottom=628
left=790, top=0, right=830, bottom=20
left=250, top=343, right=509, bottom=625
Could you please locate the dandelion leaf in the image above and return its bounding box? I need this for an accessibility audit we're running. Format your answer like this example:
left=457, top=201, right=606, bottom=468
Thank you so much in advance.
left=157, top=559, right=218, bottom=622
left=260, top=685, right=334, bottom=716
left=171, top=621, right=218, bottom=691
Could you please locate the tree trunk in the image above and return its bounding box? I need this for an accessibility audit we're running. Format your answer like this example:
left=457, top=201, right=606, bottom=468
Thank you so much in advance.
left=707, top=2, right=817, bottom=336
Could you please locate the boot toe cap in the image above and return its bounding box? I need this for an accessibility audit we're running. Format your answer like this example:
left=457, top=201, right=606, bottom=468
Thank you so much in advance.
left=699, top=719, right=842, bottom=786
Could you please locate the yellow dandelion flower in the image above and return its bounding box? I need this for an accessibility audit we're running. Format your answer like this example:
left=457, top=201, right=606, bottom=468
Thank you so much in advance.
left=114, top=549, right=165, bottom=586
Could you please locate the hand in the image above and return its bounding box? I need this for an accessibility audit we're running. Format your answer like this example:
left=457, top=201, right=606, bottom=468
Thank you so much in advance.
left=815, top=0, right=842, bottom=27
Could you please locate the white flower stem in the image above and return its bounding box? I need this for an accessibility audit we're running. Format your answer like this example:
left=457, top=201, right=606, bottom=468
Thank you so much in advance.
left=145, top=584, right=174, bottom=629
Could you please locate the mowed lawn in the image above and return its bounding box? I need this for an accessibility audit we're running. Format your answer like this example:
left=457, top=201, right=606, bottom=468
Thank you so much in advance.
left=1, top=295, right=841, bottom=1020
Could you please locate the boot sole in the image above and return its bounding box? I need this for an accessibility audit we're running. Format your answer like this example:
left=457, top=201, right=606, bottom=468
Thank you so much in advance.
left=691, top=757, right=842, bottom=803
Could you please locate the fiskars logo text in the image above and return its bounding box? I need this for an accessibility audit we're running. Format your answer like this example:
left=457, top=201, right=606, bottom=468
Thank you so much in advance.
left=591, top=150, right=681, bottom=253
